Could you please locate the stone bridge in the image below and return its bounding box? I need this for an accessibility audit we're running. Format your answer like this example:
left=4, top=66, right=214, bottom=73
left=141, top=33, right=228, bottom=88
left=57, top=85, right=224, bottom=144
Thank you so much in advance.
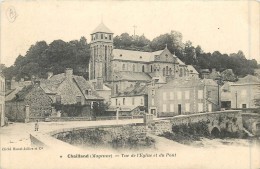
left=148, top=110, right=243, bottom=137
left=242, top=113, right=260, bottom=136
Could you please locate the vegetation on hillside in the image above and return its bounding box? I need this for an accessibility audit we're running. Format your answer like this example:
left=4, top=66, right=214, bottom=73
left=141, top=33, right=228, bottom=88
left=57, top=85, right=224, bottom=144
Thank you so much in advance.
left=1, top=31, right=258, bottom=81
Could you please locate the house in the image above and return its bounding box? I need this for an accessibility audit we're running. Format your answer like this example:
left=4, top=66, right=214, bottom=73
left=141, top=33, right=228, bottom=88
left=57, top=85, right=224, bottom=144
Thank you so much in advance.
left=40, top=68, right=104, bottom=108
left=0, top=71, right=5, bottom=126
left=110, top=82, right=148, bottom=116
left=148, top=77, right=219, bottom=117
left=5, top=81, right=53, bottom=122
left=221, top=75, right=260, bottom=109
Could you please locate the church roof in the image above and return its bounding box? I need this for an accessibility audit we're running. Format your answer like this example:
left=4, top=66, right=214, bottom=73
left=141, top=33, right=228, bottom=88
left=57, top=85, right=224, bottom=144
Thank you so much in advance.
left=113, top=71, right=152, bottom=82
left=112, top=49, right=164, bottom=62
left=176, top=58, right=185, bottom=66
left=91, top=22, right=113, bottom=34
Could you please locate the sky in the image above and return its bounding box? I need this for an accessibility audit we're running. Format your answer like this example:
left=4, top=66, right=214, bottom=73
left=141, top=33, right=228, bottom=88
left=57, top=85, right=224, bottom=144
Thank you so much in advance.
left=1, top=0, right=259, bottom=67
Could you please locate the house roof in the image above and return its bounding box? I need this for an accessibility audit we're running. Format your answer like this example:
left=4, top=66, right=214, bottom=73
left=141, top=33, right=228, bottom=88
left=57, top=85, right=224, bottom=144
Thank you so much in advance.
left=113, top=71, right=152, bottom=82
left=73, top=76, right=103, bottom=100
left=208, top=70, right=221, bottom=80
left=114, top=83, right=148, bottom=97
left=91, top=22, right=113, bottom=34
left=234, top=75, right=260, bottom=84
left=11, top=85, right=34, bottom=101
left=112, top=49, right=161, bottom=62
left=40, top=73, right=103, bottom=100
left=187, top=65, right=199, bottom=74
left=160, top=76, right=217, bottom=89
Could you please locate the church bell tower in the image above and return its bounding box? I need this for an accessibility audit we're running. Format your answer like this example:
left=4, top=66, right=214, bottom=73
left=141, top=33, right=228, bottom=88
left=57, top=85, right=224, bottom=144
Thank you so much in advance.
left=89, top=22, right=113, bottom=82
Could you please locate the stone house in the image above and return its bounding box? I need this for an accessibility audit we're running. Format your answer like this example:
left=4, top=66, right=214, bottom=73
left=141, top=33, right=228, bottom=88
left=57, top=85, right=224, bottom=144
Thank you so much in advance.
left=0, top=71, right=5, bottom=126
left=5, top=81, right=53, bottom=121
left=148, top=77, right=219, bottom=117
left=40, top=68, right=104, bottom=108
left=221, top=75, right=260, bottom=109
left=110, top=82, right=148, bottom=115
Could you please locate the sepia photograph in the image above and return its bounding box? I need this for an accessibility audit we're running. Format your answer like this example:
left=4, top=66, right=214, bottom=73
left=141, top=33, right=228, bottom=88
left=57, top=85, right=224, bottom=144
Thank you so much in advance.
left=0, top=0, right=260, bottom=169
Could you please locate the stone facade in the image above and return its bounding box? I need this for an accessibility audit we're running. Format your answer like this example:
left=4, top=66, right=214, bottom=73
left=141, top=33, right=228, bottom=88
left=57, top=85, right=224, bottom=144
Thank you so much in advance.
left=148, top=77, right=219, bottom=117
left=0, top=73, right=5, bottom=126
left=221, top=75, right=260, bottom=109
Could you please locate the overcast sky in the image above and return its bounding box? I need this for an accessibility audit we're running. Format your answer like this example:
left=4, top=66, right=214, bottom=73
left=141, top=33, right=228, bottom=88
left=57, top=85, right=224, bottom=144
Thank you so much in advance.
left=1, top=0, right=259, bottom=66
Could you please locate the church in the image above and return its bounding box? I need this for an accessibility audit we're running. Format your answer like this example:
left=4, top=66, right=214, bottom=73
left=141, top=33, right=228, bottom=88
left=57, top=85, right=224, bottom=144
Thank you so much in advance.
left=88, top=22, right=198, bottom=111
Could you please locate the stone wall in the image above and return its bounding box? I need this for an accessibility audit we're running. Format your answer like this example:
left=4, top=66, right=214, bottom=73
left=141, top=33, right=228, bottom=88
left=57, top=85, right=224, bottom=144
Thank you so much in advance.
left=51, top=124, right=149, bottom=148
left=242, top=113, right=260, bottom=136
left=148, top=110, right=243, bottom=135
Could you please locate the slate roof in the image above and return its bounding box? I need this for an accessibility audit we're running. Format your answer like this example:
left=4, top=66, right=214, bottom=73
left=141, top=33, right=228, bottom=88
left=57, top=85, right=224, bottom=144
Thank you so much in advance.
left=11, top=85, right=34, bottom=101
left=91, top=22, right=113, bottom=34
left=187, top=65, right=199, bottom=74
left=112, top=49, right=165, bottom=62
left=160, top=76, right=217, bottom=89
left=114, top=83, right=148, bottom=97
left=234, top=75, right=260, bottom=84
left=40, top=73, right=103, bottom=100
left=113, top=71, right=152, bottom=82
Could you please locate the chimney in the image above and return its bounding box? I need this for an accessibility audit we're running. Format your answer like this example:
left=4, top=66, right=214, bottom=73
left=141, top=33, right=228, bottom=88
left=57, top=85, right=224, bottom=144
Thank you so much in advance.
left=47, top=71, right=53, bottom=79
left=65, top=68, right=73, bottom=81
left=96, top=77, right=103, bottom=90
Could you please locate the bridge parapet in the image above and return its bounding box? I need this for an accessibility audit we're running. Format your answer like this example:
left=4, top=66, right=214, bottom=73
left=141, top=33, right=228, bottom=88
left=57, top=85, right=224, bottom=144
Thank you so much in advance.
left=149, top=110, right=243, bottom=136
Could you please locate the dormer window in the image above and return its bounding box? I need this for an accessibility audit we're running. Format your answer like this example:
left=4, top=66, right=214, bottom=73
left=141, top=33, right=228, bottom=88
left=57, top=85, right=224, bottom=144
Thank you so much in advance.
left=86, top=89, right=92, bottom=95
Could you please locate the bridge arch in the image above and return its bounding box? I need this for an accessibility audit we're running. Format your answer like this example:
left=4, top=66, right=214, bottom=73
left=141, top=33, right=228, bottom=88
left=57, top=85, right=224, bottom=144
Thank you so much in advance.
left=210, top=126, right=221, bottom=138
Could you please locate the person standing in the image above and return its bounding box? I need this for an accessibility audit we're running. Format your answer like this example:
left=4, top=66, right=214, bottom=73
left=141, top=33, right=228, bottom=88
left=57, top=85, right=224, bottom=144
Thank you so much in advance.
left=35, top=120, right=39, bottom=131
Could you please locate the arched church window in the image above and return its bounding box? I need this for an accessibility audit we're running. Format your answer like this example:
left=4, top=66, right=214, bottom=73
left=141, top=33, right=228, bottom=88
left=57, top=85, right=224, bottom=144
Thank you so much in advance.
left=142, top=65, right=145, bottom=72
left=151, top=65, right=153, bottom=72
left=166, top=66, right=169, bottom=75
left=115, top=84, right=119, bottom=94
left=163, top=68, right=166, bottom=76
left=169, top=68, right=172, bottom=75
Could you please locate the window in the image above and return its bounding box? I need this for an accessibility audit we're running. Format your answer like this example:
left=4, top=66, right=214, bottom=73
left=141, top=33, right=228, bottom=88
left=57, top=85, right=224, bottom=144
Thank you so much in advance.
left=163, top=92, right=167, bottom=100
left=91, top=35, right=93, bottom=41
left=242, top=104, right=247, bottom=108
left=116, top=99, right=118, bottom=105
left=185, top=91, right=190, bottom=100
left=151, top=65, right=153, bottom=72
left=198, top=103, right=203, bottom=112
left=142, top=65, right=145, bottom=72
left=88, top=89, right=92, bottom=95
left=177, top=91, right=182, bottom=100
left=109, top=35, right=112, bottom=40
left=141, top=98, right=143, bottom=105
left=122, top=64, right=126, bottom=71
left=85, top=90, right=89, bottom=95
left=169, top=68, right=172, bottom=75
left=76, top=96, right=81, bottom=104
left=198, top=90, right=203, bottom=99
left=166, top=66, right=168, bottom=75
left=170, top=92, right=174, bottom=100
left=95, top=34, right=98, bottom=39
left=163, top=104, right=167, bottom=112
left=180, top=68, right=183, bottom=77
left=56, top=95, right=61, bottom=104
left=123, top=98, right=125, bottom=105
left=133, top=64, right=136, bottom=72
left=185, top=103, right=190, bottom=112
left=163, top=68, right=165, bottom=76
left=151, top=98, right=155, bottom=106
left=101, top=34, right=103, bottom=39
left=170, top=104, right=174, bottom=112
left=132, top=97, right=135, bottom=105
left=152, top=90, right=155, bottom=96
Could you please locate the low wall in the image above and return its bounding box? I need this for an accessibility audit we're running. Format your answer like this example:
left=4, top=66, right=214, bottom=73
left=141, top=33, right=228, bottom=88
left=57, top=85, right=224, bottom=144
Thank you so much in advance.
left=51, top=124, right=150, bottom=148
left=149, top=110, right=243, bottom=135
